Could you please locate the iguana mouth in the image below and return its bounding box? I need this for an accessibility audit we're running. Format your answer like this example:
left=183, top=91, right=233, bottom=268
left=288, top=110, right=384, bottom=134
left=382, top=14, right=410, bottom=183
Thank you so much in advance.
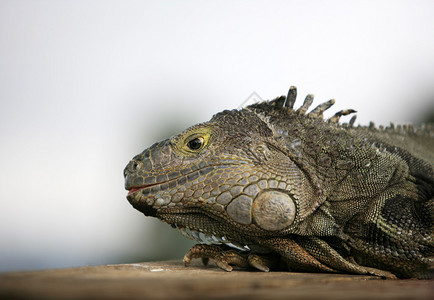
left=127, top=182, right=163, bottom=195
left=127, top=186, right=145, bottom=195
left=125, top=166, right=212, bottom=196
left=126, top=174, right=183, bottom=196
left=126, top=162, right=244, bottom=196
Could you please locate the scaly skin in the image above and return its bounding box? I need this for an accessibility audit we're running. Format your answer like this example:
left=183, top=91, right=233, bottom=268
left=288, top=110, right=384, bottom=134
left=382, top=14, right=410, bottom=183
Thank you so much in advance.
left=124, top=86, right=434, bottom=279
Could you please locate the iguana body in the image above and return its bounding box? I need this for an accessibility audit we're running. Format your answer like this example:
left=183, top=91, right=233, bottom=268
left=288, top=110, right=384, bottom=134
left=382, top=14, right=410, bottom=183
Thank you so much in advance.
left=124, top=86, right=434, bottom=279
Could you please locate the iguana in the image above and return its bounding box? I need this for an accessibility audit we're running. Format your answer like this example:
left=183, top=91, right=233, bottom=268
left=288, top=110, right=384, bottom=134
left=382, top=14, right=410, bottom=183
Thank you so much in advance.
left=124, top=86, right=434, bottom=279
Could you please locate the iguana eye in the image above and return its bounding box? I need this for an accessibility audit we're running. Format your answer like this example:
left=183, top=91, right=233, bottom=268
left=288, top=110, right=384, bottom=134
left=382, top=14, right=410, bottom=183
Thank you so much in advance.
left=187, top=137, right=204, bottom=150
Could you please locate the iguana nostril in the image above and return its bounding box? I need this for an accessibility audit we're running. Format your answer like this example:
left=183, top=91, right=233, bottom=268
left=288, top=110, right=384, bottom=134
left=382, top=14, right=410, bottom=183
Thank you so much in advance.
left=127, top=160, right=142, bottom=173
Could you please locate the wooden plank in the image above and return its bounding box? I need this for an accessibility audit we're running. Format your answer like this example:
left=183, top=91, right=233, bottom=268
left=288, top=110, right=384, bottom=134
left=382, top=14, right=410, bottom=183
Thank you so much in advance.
left=0, top=260, right=432, bottom=300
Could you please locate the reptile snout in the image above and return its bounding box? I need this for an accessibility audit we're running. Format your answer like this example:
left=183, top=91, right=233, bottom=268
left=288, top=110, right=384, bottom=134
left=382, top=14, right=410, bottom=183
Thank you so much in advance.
left=124, top=140, right=173, bottom=191
left=124, top=148, right=150, bottom=190
left=124, top=159, right=141, bottom=190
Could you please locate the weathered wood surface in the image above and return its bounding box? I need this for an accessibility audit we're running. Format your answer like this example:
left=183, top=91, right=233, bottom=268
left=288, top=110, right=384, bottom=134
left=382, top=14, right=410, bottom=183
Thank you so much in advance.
left=0, top=260, right=432, bottom=300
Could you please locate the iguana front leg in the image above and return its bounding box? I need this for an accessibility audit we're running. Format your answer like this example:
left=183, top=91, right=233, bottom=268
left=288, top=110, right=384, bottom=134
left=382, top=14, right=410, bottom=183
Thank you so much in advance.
left=257, top=237, right=338, bottom=273
left=183, top=244, right=279, bottom=272
left=259, top=237, right=397, bottom=278
left=183, top=238, right=338, bottom=273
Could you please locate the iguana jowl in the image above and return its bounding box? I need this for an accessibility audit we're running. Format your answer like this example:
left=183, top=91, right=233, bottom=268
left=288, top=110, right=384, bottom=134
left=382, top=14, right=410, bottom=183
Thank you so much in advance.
left=124, top=86, right=433, bottom=279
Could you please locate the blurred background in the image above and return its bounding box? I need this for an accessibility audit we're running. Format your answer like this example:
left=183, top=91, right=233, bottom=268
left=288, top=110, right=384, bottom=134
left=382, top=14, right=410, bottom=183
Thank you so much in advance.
left=1, top=0, right=433, bottom=272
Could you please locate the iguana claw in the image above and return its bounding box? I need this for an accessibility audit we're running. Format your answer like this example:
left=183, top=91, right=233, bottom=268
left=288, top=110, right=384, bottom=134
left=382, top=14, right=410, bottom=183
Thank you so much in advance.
left=183, top=244, right=276, bottom=272
left=183, top=244, right=248, bottom=271
left=248, top=254, right=271, bottom=272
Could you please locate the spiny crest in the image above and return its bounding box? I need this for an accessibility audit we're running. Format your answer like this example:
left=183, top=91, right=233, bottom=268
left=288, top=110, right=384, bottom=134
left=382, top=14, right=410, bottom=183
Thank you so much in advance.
left=246, top=86, right=358, bottom=127
left=367, top=121, right=433, bottom=136
left=245, top=86, right=433, bottom=136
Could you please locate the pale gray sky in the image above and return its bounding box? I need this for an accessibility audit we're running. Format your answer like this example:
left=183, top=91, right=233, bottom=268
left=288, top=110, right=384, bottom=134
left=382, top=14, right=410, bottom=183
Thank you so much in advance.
left=1, top=0, right=433, bottom=271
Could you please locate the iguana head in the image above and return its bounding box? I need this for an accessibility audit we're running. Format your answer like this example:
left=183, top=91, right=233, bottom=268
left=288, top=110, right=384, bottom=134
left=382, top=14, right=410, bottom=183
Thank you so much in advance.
left=124, top=87, right=353, bottom=249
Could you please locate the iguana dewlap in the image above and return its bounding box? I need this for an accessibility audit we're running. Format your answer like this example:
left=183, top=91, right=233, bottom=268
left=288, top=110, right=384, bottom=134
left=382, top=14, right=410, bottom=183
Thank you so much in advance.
left=124, top=86, right=433, bottom=279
